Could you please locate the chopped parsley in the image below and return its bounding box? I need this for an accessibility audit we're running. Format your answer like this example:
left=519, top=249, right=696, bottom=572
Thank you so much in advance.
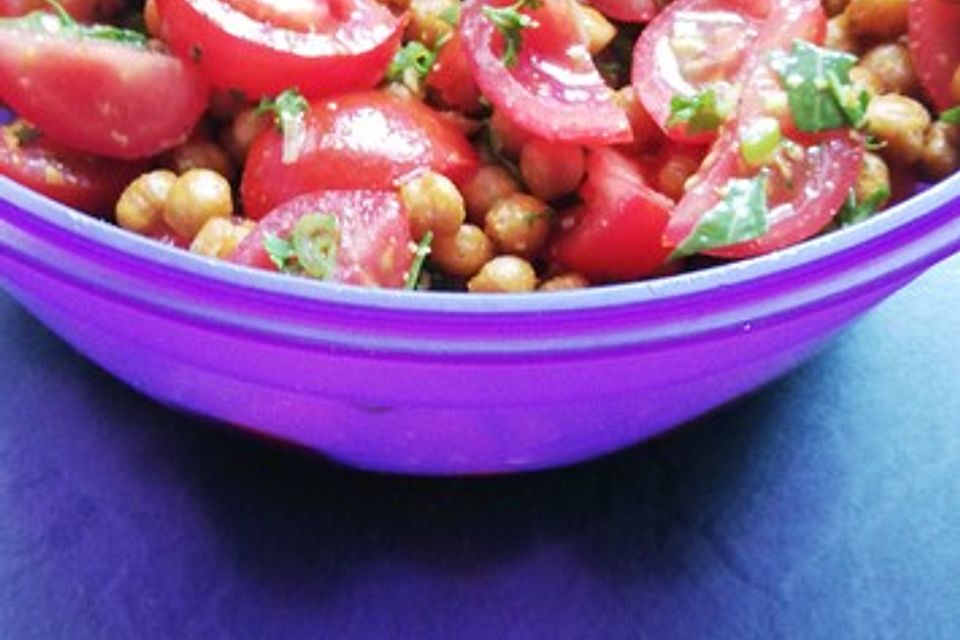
left=672, top=174, right=770, bottom=259
left=257, top=88, right=310, bottom=164
left=263, top=213, right=340, bottom=280
left=667, top=86, right=734, bottom=135
left=941, top=106, right=960, bottom=125
left=405, top=231, right=434, bottom=290
left=837, top=186, right=890, bottom=227
left=770, top=40, right=866, bottom=133
left=482, top=0, right=543, bottom=68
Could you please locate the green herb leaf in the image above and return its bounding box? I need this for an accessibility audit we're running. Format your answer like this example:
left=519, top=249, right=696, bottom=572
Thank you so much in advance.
left=405, top=231, right=434, bottom=290
left=667, top=86, right=733, bottom=134
left=257, top=88, right=310, bottom=164
left=671, top=174, right=770, bottom=259
left=941, top=106, right=960, bottom=125
left=482, top=0, right=543, bottom=68
left=387, top=41, right=437, bottom=84
left=837, top=186, right=890, bottom=227
left=263, top=213, right=340, bottom=279
left=771, top=40, right=862, bottom=132
left=262, top=233, right=297, bottom=272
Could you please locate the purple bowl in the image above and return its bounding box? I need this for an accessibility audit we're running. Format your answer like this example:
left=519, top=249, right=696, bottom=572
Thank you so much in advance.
left=1, top=173, right=959, bottom=474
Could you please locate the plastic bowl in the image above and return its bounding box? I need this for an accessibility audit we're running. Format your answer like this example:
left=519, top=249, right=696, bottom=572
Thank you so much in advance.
left=2, top=173, right=959, bottom=474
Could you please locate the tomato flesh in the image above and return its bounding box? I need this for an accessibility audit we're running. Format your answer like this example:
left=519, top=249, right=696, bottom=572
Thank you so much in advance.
left=241, top=91, right=480, bottom=220
left=0, top=25, right=208, bottom=159
left=551, top=147, right=674, bottom=281
left=460, top=0, right=632, bottom=146
left=0, top=0, right=124, bottom=20
left=909, top=0, right=960, bottom=111
left=0, top=123, right=147, bottom=214
left=427, top=33, right=483, bottom=114
left=155, top=0, right=403, bottom=99
left=230, top=189, right=413, bottom=288
left=589, top=0, right=659, bottom=23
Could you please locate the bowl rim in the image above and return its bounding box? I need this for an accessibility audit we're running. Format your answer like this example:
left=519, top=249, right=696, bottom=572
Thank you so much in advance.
left=2, top=171, right=960, bottom=316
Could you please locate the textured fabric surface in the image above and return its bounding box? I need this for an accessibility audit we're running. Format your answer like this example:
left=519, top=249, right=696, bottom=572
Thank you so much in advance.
left=1, top=257, right=959, bottom=639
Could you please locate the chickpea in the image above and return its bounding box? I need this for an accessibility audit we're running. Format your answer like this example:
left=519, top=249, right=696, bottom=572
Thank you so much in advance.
left=844, top=0, right=909, bottom=40
left=953, top=65, right=960, bottom=105
left=399, top=171, right=467, bottom=240
left=855, top=152, right=892, bottom=206
left=921, top=122, right=960, bottom=180
left=860, top=43, right=917, bottom=96
left=823, top=0, right=850, bottom=17
left=576, top=4, right=617, bottom=55
left=462, top=165, right=521, bottom=225
left=866, top=95, right=932, bottom=165
left=484, top=193, right=552, bottom=258
left=849, top=66, right=883, bottom=99
left=165, top=137, right=236, bottom=183
left=539, top=273, right=589, bottom=292
left=189, top=218, right=255, bottom=259
left=657, top=151, right=702, bottom=201
left=115, top=170, right=177, bottom=235
left=406, top=0, right=459, bottom=49
left=144, top=0, right=161, bottom=38
left=222, top=108, right=269, bottom=164
left=467, top=256, right=538, bottom=293
left=163, top=169, right=234, bottom=240
left=489, top=109, right=534, bottom=158
left=430, top=224, right=495, bottom=278
left=520, top=140, right=586, bottom=202
left=824, top=15, right=858, bottom=54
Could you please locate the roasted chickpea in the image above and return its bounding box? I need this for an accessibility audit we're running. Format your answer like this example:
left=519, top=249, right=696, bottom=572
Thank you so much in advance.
left=165, top=137, right=236, bottom=183
left=520, top=140, right=586, bottom=202
left=489, top=109, right=534, bottom=158
left=163, top=169, right=234, bottom=240
left=657, top=151, right=702, bottom=201
left=576, top=4, right=617, bottom=55
left=399, top=171, right=467, bottom=240
left=855, top=152, right=892, bottom=206
left=467, top=256, right=538, bottom=293
left=921, top=122, right=960, bottom=179
left=849, top=66, right=883, bottom=99
left=431, top=224, right=495, bottom=278
left=866, top=95, right=932, bottom=165
left=462, top=165, right=521, bottom=224
left=406, top=0, right=459, bottom=49
left=823, top=0, right=850, bottom=17
left=190, top=218, right=255, bottom=259
left=144, top=0, right=161, bottom=38
left=484, top=193, right=552, bottom=258
left=845, top=0, right=909, bottom=39
left=539, top=273, right=589, bottom=292
left=824, top=14, right=858, bottom=54
left=115, top=170, right=177, bottom=235
left=222, top=108, right=268, bottom=164
left=860, top=43, right=917, bottom=96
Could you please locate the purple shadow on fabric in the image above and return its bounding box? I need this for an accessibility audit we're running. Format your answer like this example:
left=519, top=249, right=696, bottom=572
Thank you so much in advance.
left=1, top=173, right=959, bottom=474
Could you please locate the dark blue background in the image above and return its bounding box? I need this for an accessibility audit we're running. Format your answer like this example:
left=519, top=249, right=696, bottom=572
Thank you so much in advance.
left=2, top=258, right=959, bottom=639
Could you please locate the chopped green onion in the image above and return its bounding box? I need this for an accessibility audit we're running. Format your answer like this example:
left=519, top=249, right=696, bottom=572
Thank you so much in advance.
left=405, top=231, right=434, bottom=290
left=739, top=117, right=782, bottom=168
left=263, top=213, right=340, bottom=280
left=257, top=88, right=310, bottom=164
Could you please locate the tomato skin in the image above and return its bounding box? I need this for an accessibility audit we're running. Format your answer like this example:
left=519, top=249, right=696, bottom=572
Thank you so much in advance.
left=241, top=91, right=480, bottom=220
left=551, top=148, right=674, bottom=282
left=0, top=29, right=208, bottom=159
left=0, top=124, right=147, bottom=215
left=155, top=0, right=403, bottom=99
left=230, top=190, right=414, bottom=288
left=0, top=0, right=124, bottom=20
left=460, top=0, right=632, bottom=146
left=588, top=0, right=658, bottom=23
left=909, top=0, right=960, bottom=111
left=427, top=33, right=483, bottom=114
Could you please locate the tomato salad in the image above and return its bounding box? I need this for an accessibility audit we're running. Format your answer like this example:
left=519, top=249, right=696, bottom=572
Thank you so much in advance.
left=1, top=0, right=958, bottom=293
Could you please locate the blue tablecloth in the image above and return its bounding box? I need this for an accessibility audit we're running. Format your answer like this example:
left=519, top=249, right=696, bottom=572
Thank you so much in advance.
left=2, top=258, right=959, bottom=639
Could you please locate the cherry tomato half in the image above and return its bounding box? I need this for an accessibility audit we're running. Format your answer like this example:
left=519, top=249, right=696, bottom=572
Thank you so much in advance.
left=230, top=189, right=413, bottom=288
left=241, top=90, right=480, bottom=220
left=155, top=0, right=403, bottom=99
left=588, top=0, right=659, bottom=23
left=0, top=0, right=124, bottom=20
left=909, top=0, right=960, bottom=111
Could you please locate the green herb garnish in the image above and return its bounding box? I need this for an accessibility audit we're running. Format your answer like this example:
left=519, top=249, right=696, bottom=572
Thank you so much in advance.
left=941, top=106, right=960, bottom=125
left=263, top=213, right=340, bottom=280
left=14, top=0, right=149, bottom=46
left=672, top=174, right=770, bottom=259
left=405, top=231, right=434, bottom=290
left=837, top=186, right=890, bottom=227
left=482, top=0, right=543, bottom=68
left=387, top=41, right=437, bottom=86
left=257, top=88, right=310, bottom=164
left=667, top=86, right=734, bottom=134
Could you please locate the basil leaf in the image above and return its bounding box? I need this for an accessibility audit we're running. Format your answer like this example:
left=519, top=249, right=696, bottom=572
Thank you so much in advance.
left=771, top=40, right=860, bottom=132
left=837, top=186, right=890, bottom=227
left=667, top=86, right=733, bottom=134
left=941, top=106, right=960, bottom=125
left=672, top=175, right=770, bottom=259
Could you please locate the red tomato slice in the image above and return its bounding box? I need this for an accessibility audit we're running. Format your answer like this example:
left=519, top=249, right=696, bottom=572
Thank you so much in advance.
left=663, top=0, right=859, bottom=260
left=909, top=0, right=960, bottom=111
left=241, top=91, right=480, bottom=220
left=0, top=26, right=208, bottom=159
left=588, top=0, right=658, bottom=23
left=460, top=0, right=632, bottom=146
left=0, top=0, right=124, bottom=20
left=551, top=147, right=674, bottom=281
left=631, top=0, right=767, bottom=144
left=155, top=0, right=403, bottom=99
left=230, top=189, right=414, bottom=288
left=0, top=122, right=146, bottom=214
left=427, top=33, right=483, bottom=114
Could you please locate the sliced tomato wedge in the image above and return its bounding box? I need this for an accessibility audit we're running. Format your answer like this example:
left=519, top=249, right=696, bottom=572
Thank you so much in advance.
left=241, top=91, right=480, bottom=220
left=0, top=0, right=124, bottom=20
left=0, top=17, right=208, bottom=159
left=230, top=189, right=414, bottom=288
left=909, top=0, right=960, bottom=111
left=155, top=0, right=403, bottom=99
left=631, top=0, right=767, bottom=144
left=588, top=0, right=659, bottom=23
left=460, top=0, right=632, bottom=146
left=663, top=0, right=860, bottom=260
left=0, top=121, right=146, bottom=214
left=427, top=33, right=483, bottom=114
left=551, top=147, right=674, bottom=281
